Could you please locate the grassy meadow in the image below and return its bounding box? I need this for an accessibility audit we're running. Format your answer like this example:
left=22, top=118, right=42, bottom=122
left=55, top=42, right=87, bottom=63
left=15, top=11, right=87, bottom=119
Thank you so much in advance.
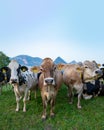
left=0, top=84, right=104, bottom=130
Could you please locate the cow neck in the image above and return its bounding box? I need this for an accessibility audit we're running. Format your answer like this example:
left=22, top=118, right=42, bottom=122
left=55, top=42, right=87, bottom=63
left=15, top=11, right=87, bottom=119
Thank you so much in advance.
left=18, top=68, right=26, bottom=86
left=80, top=72, right=84, bottom=83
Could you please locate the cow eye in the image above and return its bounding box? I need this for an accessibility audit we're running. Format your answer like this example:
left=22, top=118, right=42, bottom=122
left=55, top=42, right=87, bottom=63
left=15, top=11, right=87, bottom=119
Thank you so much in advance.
left=40, top=68, right=44, bottom=72
left=85, top=66, right=88, bottom=68
left=53, top=66, right=56, bottom=71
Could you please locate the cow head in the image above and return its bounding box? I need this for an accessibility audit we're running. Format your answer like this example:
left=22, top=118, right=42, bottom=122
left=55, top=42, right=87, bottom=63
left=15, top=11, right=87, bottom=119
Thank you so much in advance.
left=82, top=60, right=102, bottom=82
left=8, top=60, right=28, bottom=85
left=40, top=58, right=56, bottom=86
left=8, top=60, right=20, bottom=84
left=0, top=66, right=11, bottom=83
left=100, top=64, right=104, bottom=73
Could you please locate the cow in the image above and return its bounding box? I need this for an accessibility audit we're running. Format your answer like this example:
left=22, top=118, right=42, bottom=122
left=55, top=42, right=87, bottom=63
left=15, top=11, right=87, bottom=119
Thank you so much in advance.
left=7, top=60, right=38, bottom=112
left=82, top=79, right=101, bottom=99
left=38, top=57, right=63, bottom=120
left=82, top=64, right=104, bottom=99
left=0, top=67, right=11, bottom=95
left=62, top=60, right=102, bottom=109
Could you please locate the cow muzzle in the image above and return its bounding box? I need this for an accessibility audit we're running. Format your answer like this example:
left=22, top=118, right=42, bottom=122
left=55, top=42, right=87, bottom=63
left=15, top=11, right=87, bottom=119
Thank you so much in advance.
left=95, top=69, right=103, bottom=76
left=44, top=77, right=55, bottom=85
left=10, top=79, right=18, bottom=84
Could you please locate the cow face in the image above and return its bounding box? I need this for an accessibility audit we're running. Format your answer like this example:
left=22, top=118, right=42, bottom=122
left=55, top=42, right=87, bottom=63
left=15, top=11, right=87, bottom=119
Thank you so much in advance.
left=83, top=61, right=102, bottom=81
left=40, top=64, right=56, bottom=86
left=0, top=67, right=11, bottom=83
left=8, top=60, right=21, bottom=84
left=8, top=60, right=29, bottom=85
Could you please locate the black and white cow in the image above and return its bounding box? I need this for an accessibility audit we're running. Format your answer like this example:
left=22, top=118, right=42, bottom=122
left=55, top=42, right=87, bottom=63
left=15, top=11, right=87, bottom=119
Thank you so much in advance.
left=7, top=60, right=38, bottom=112
left=0, top=67, right=11, bottom=95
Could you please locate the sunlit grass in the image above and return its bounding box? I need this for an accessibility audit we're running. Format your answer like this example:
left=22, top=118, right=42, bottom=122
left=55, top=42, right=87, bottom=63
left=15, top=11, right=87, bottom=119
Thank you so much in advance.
left=0, top=84, right=104, bottom=130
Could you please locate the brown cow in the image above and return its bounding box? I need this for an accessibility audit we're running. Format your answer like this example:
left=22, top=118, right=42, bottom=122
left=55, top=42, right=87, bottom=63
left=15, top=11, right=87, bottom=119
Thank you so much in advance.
left=38, top=58, right=63, bottom=120
left=63, top=60, right=102, bottom=109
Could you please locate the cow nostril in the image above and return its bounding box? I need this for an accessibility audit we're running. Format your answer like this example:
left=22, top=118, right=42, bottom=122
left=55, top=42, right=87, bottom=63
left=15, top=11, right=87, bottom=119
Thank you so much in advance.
left=51, top=79, right=53, bottom=83
left=45, top=79, right=53, bottom=84
left=95, top=71, right=98, bottom=74
left=11, top=79, right=17, bottom=83
left=95, top=70, right=103, bottom=75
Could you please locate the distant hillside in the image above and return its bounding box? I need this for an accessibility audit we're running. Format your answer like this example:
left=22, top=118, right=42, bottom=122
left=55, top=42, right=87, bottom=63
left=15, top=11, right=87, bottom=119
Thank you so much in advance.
left=69, top=60, right=77, bottom=64
left=54, top=57, right=67, bottom=64
left=11, top=55, right=42, bottom=66
left=11, top=55, right=67, bottom=66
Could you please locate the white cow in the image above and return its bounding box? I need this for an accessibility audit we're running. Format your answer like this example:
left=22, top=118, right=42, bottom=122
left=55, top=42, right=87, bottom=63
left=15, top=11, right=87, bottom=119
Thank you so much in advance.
left=8, top=60, right=38, bottom=112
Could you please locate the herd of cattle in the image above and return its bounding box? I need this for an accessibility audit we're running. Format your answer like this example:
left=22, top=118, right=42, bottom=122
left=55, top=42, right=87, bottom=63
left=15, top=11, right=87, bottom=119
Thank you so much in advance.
left=0, top=58, right=104, bottom=120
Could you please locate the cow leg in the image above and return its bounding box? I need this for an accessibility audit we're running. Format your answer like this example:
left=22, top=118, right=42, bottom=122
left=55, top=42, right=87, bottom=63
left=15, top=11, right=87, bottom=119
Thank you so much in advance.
left=23, top=89, right=29, bottom=112
left=15, top=96, right=20, bottom=111
left=68, top=86, right=73, bottom=104
left=77, top=85, right=83, bottom=109
left=27, top=90, right=31, bottom=100
left=50, top=98, right=55, bottom=118
left=13, top=88, right=20, bottom=111
left=14, top=91, right=20, bottom=112
left=42, top=99, right=47, bottom=120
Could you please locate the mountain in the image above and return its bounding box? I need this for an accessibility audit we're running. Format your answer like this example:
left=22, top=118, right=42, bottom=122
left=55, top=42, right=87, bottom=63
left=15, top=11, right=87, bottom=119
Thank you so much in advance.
left=11, top=55, right=42, bottom=66
left=54, top=57, right=67, bottom=64
left=69, top=60, right=77, bottom=64
left=11, top=55, right=67, bottom=66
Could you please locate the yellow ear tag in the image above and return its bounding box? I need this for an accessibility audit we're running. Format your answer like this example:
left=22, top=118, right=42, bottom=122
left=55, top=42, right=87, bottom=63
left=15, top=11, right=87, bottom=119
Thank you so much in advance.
left=2, top=69, right=6, bottom=73
left=22, top=68, right=26, bottom=72
left=97, top=64, right=101, bottom=67
left=76, top=67, right=83, bottom=78
left=5, top=77, right=7, bottom=80
left=76, top=67, right=82, bottom=72
left=33, top=68, right=38, bottom=73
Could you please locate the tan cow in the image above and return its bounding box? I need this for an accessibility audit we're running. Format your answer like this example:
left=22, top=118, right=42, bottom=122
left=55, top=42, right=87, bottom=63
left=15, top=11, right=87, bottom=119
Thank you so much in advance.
left=63, top=60, right=102, bottom=109
left=38, top=57, right=63, bottom=120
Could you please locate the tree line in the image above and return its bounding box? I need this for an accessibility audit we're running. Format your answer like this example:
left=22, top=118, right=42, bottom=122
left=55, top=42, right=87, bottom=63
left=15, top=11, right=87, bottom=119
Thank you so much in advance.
left=0, top=51, right=10, bottom=68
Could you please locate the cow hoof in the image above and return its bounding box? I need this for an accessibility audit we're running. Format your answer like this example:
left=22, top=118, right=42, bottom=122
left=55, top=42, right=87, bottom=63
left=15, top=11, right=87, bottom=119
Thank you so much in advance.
left=16, top=109, right=19, bottom=112
left=69, top=101, right=73, bottom=104
left=42, top=115, right=47, bottom=121
left=77, top=106, right=82, bottom=109
left=23, top=108, right=26, bottom=112
left=50, top=113, right=55, bottom=118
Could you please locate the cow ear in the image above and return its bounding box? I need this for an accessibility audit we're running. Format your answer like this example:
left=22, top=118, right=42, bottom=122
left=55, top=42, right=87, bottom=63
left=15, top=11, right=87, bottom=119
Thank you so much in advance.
left=40, top=66, right=43, bottom=72
left=97, top=64, right=101, bottom=67
left=53, top=64, right=56, bottom=71
left=1, top=67, right=9, bottom=73
left=20, top=66, right=28, bottom=72
left=76, top=67, right=83, bottom=72
left=31, top=66, right=40, bottom=73
left=76, top=67, right=81, bottom=71
left=57, top=64, right=65, bottom=70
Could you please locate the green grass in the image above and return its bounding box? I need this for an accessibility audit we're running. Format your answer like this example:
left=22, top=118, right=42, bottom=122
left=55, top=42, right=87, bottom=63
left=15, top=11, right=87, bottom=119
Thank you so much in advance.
left=0, top=84, right=104, bottom=130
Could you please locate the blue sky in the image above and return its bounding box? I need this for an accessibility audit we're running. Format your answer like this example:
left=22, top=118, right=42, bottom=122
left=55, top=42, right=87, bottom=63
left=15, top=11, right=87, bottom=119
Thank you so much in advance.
left=0, top=0, right=104, bottom=63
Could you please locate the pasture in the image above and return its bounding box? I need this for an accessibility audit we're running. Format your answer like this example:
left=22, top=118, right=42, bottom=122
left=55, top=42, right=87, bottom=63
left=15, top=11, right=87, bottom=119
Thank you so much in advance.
left=0, top=84, right=104, bottom=130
